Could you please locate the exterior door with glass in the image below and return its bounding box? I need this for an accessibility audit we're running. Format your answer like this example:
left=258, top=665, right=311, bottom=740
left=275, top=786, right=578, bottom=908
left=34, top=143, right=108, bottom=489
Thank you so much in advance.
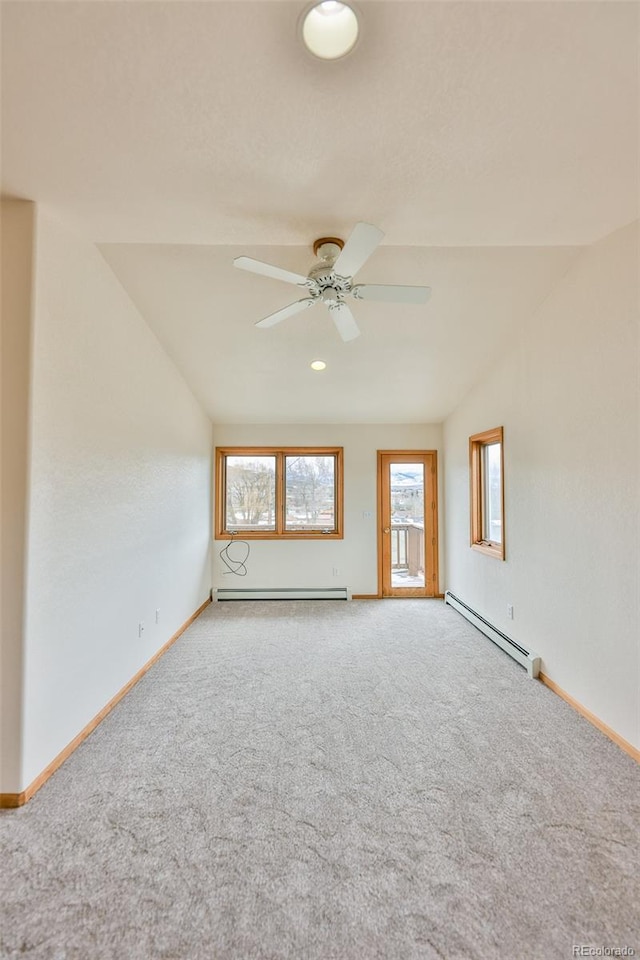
left=377, top=451, right=439, bottom=598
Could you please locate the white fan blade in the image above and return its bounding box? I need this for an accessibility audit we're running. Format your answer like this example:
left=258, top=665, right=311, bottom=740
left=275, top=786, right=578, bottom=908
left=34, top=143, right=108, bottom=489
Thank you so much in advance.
left=255, top=298, right=317, bottom=329
left=333, top=222, right=384, bottom=279
left=328, top=302, right=360, bottom=342
left=234, top=256, right=309, bottom=287
left=352, top=283, right=431, bottom=305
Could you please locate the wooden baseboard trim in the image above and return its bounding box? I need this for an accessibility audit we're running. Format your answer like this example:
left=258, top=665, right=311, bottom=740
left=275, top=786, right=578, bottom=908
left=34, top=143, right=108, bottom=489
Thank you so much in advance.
left=539, top=672, right=639, bottom=763
left=351, top=594, right=445, bottom=601
left=0, top=597, right=212, bottom=809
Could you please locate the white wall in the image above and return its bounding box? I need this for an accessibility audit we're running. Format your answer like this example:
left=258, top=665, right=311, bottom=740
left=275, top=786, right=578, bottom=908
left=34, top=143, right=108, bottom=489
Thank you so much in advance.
left=19, top=212, right=213, bottom=791
left=212, top=423, right=443, bottom=596
left=0, top=200, right=35, bottom=793
left=444, top=221, right=639, bottom=749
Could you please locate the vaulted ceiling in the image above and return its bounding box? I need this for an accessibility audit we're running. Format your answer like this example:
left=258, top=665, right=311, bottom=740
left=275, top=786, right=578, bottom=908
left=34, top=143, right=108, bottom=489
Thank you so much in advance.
left=2, top=1, right=637, bottom=422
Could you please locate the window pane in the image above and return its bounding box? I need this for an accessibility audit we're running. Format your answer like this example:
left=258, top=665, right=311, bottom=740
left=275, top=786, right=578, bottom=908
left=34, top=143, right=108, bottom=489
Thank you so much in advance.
left=225, top=456, right=276, bottom=531
left=482, top=443, right=502, bottom=543
left=285, top=456, right=335, bottom=531
left=390, top=462, right=425, bottom=588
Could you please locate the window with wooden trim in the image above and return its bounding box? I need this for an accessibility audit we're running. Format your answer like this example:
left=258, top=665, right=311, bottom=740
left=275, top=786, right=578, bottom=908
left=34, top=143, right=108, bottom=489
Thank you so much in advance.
left=215, top=447, right=343, bottom=539
left=469, top=427, right=505, bottom=560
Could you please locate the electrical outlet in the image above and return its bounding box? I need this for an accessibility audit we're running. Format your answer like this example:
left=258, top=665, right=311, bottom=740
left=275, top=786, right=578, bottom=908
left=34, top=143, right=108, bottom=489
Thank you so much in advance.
left=332, top=566, right=340, bottom=577
left=138, top=622, right=145, bottom=638
left=507, top=604, right=514, bottom=620
left=362, top=510, right=373, bottom=520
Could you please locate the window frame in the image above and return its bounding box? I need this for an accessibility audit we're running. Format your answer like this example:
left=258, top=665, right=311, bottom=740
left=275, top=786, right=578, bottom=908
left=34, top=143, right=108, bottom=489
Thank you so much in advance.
left=215, top=446, right=344, bottom=540
left=469, top=426, right=505, bottom=560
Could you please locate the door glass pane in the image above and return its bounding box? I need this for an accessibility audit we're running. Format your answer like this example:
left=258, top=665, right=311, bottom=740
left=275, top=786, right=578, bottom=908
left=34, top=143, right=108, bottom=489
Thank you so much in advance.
left=225, top=456, right=276, bottom=531
left=390, top=463, right=425, bottom=588
left=285, top=455, right=336, bottom=531
left=482, top=443, right=502, bottom=543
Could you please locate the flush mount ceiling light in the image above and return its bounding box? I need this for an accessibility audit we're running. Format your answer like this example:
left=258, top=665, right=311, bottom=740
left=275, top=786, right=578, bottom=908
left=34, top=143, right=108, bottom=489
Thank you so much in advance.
left=310, top=359, right=327, bottom=371
left=301, top=1, right=359, bottom=60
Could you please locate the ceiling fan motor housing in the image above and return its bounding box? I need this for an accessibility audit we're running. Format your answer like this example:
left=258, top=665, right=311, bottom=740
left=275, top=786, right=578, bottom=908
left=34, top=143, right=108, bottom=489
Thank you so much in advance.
left=308, top=265, right=351, bottom=299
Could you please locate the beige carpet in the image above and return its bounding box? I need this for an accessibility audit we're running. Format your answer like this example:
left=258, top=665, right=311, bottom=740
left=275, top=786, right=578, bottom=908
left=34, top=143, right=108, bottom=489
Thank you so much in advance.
left=1, top=599, right=638, bottom=959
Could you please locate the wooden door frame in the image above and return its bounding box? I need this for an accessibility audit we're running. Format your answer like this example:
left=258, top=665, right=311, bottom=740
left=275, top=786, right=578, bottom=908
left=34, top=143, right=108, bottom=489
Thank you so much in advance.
left=377, top=450, right=439, bottom=598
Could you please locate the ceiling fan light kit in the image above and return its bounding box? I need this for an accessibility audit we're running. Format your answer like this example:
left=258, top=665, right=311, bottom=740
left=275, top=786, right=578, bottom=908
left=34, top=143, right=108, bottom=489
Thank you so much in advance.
left=233, top=221, right=431, bottom=342
left=300, top=2, right=360, bottom=61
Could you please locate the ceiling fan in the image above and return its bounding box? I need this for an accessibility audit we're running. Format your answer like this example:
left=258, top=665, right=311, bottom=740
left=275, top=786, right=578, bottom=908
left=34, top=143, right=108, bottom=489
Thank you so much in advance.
left=233, top=222, right=431, bottom=342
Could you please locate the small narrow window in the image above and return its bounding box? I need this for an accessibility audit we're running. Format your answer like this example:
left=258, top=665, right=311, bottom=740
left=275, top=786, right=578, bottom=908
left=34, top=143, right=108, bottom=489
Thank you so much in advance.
left=215, top=447, right=343, bottom=539
left=469, top=427, right=505, bottom=559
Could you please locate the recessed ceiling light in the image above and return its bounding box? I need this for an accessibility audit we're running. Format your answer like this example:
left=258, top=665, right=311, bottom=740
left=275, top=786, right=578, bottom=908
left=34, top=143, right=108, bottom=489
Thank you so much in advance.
left=301, top=2, right=359, bottom=61
left=310, top=359, right=327, bottom=371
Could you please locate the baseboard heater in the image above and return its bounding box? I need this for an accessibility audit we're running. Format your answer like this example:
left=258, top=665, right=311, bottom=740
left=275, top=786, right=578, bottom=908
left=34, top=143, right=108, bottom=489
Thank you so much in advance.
left=444, top=591, right=540, bottom=678
left=215, top=587, right=351, bottom=602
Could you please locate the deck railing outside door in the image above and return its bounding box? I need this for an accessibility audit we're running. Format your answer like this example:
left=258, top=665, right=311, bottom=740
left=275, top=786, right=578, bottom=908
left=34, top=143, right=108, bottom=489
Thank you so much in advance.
left=391, top=521, right=424, bottom=576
